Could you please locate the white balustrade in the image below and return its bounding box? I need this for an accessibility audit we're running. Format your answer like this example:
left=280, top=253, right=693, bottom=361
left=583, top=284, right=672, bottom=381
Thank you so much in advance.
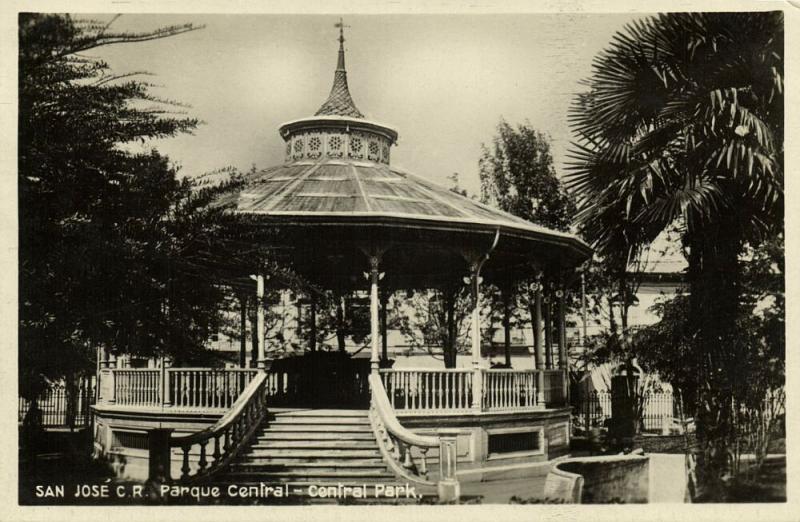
left=380, top=368, right=566, bottom=413
left=380, top=369, right=473, bottom=413
left=168, top=373, right=269, bottom=482
left=113, top=369, right=161, bottom=406
left=103, top=366, right=567, bottom=414
left=482, top=369, right=538, bottom=411
left=168, top=368, right=258, bottom=409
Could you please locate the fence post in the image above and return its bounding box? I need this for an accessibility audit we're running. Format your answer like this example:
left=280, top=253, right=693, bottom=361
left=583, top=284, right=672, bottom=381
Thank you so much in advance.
left=537, top=370, right=545, bottom=406
left=148, top=428, right=174, bottom=484
left=108, top=370, right=116, bottom=404
left=472, top=368, right=483, bottom=412
left=436, top=429, right=460, bottom=502
left=585, top=391, right=591, bottom=429
left=162, top=360, right=172, bottom=408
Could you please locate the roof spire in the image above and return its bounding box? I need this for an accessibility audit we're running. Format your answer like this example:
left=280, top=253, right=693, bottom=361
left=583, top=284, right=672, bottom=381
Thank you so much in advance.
left=315, top=18, right=364, bottom=118
left=336, top=17, right=346, bottom=70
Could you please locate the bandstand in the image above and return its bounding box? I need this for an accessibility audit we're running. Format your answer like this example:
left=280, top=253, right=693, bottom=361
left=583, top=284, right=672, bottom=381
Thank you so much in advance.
left=91, top=23, right=592, bottom=502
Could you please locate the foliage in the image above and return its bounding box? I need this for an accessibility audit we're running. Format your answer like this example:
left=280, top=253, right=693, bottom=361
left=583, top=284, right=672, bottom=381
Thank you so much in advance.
left=298, top=291, right=372, bottom=353
left=18, top=14, right=261, bottom=398
left=478, top=120, right=577, bottom=367
left=567, top=13, right=782, bottom=256
left=480, top=119, right=575, bottom=231
left=566, top=12, right=783, bottom=498
left=634, top=232, right=784, bottom=487
left=395, top=287, right=475, bottom=366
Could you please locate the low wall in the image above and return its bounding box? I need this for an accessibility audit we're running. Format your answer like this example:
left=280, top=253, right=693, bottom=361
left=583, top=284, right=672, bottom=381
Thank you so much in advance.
left=92, top=406, right=223, bottom=481
left=399, top=408, right=571, bottom=477
left=547, top=454, right=649, bottom=503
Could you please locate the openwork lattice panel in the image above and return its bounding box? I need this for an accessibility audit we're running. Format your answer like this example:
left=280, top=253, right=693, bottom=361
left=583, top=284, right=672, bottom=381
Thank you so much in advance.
left=367, top=139, right=381, bottom=161
left=381, top=143, right=391, bottom=164
left=292, top=135, right=305, bottom=160
left=327, top=133, right=345, bottom=158
left=348, top=132, right=366, bottom=160
left=306, top=133, right=323, bottom=159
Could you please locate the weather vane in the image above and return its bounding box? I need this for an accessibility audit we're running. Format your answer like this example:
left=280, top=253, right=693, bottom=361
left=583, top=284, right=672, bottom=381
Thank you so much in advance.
left=334, top=17, right=349, bottom=45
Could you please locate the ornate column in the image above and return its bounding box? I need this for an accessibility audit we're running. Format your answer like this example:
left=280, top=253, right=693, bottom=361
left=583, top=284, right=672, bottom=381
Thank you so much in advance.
left=543, top=281, right=553, bottom=370
left=502, top=282, right=512, bottom=368
left=461, top=230, right=499, bottom=412
left=533, top=279, right=545, bottom=405
left=252, top=273, right=266, bottom=369
left=469, top=260, right=483, bottom=411
left=368, top=255, right=382, bottom=374
left=379, top=288, right=389, bottom=364
left=238, top=292, right=247, bottom=368
left=557, top=281, right=569, bottom=405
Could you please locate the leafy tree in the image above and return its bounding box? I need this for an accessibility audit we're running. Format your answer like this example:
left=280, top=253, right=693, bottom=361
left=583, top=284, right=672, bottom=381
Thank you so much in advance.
left=18, top=14, right=257, bottom=401
left=480, top=120, right=575, bottom=231
left=395, top=286, right=475, bottom=368
left=299, top=291, right=371, bottom=353
left=479, top=120, right=577, bottom=367
left=567, top=12, right=783, bottom=499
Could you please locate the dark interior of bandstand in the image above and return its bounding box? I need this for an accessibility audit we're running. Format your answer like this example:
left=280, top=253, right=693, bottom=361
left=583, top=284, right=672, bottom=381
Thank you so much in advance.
left=218, top=218, right=589, bottom=409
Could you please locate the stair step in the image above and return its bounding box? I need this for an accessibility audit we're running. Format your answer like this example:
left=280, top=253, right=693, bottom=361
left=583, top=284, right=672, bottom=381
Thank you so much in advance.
left=265, top=424, right=373, bottom=433
left=242, top=444, right=381, bottom=452
left=234, top=459, right=386, bottom=469
left=231, top=464, right=387, bottom=474
left=268, top=417, right=370, bottom=425
left=270, top=409, right=368, bottom=417
left=250, top=439, right=377, bottom=449
left=255, top=431, right=376, bottom=441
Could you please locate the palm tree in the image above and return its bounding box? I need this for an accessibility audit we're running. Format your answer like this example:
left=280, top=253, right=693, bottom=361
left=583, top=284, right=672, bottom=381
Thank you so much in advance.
left=566, top=12, right=783, bottom=500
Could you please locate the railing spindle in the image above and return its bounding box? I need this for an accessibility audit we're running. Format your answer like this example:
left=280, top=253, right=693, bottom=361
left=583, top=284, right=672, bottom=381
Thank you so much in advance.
left=181, top=445, right=191, bottom=479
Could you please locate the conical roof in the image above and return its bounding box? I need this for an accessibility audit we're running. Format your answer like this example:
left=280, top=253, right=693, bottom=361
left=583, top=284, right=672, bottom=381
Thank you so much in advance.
left=229, top=162, right=580, bottom=242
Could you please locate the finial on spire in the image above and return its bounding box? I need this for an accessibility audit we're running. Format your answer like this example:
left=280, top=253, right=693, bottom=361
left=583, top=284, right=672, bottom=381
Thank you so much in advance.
left=334, top=18, right=349, bottom=71
left=335, top=17, right=347, bottom=46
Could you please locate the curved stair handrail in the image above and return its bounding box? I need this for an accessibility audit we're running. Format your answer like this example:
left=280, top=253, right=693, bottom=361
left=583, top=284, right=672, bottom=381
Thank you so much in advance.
left=368, top=373, right=460, bottom=500
left=170, top=372, right=268, bottom=482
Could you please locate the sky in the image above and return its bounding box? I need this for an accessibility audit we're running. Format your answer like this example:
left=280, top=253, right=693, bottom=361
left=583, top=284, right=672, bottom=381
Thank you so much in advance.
left=87, top=13, right=646, bottom=196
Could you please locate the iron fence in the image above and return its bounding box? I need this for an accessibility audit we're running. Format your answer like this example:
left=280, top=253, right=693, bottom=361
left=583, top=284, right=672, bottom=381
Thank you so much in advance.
left=572, top=390, right=677, bottom=433
left=18, top=376, right=96, bottom=429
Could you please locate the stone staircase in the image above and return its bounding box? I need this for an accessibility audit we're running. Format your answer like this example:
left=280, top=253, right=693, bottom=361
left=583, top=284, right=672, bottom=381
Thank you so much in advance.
left=214, top=409, right=430, bottom=504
